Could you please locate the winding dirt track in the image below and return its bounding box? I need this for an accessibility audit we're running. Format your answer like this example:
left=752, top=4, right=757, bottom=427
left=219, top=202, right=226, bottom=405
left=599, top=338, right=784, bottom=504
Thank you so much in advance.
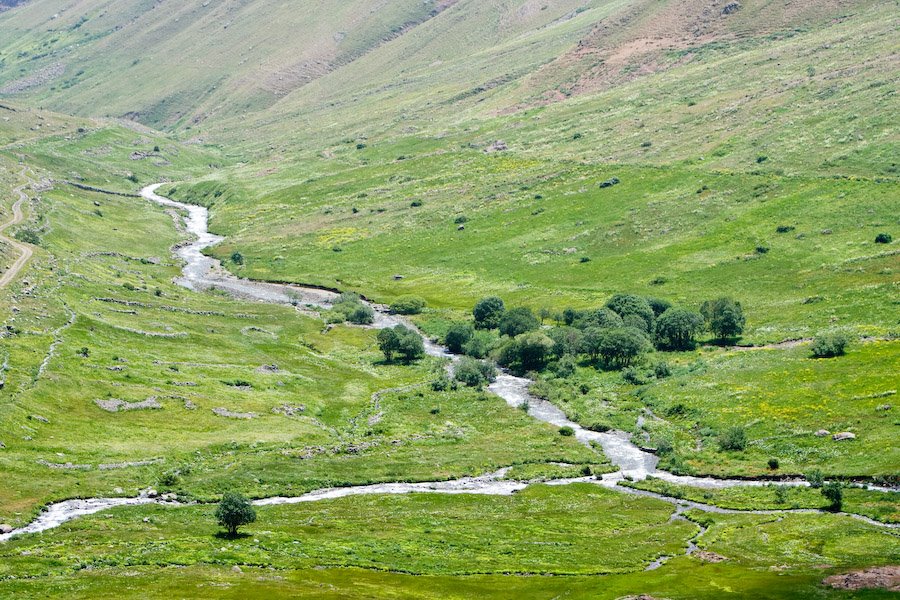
left=0, top=167, right=34, bottom=290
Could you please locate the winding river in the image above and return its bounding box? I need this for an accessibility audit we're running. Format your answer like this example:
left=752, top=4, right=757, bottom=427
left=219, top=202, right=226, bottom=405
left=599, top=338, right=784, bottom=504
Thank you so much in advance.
left=1, top=183, right=894, bottom=543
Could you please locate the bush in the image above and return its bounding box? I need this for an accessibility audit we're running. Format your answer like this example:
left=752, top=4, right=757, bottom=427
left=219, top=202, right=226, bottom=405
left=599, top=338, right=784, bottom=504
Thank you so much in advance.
left=463, top=330, right=495, bottom=359
left=330, top=293, right=374, bottom=325
left=806, top=469, right=825, bottom=489
left=621, top=366, right=649, bottom=385
left=347, top=304, right=375, bottom=325
left=654, top=361, right=672, bottom=378
left=654, top=307, right=705, bottom=350
left=768, top=458, right=779, bottom=470
left=390, top=295, right=426, bottom=315
left=718, top=426, right=748, bottom=451
left=646, top=297, right=672, bottom=317
left=377, top=325, right=425, bottom=363
left=499, top=307, right=540, bottom=337
left=454, top=356, right=497, bottom=388
left=231, top=252, right=244, bottom=265
left=431, top=375, right=455, bottom=392
left=473, top=296, right=505, bottom=329
left=553, top=355, right=577, bottom=378
left=821, top=481, right=843, bottom=512
left=810, top=332, right=850, bottom=358
left=574, top=308, right=622, bottom=330
left=874, top=233, right=892, bottom=244
left=445, top=322, right=474, bottom=354
left=559, top=426, right=575, bottom=436
left=701, top=297, right=746, bottom=341
left=498, top=332, right=555, bottom=373
left=215, top=492, right=256, bottom=537
left=14, top=228, right=41, bottom=245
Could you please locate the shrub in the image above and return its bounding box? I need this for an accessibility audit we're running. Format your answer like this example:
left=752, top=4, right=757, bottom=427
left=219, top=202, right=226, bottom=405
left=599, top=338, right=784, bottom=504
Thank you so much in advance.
left=646, top=297, right=672, bottom=317
left=821, top=481, right=843, bottom=512
left=390, top=295, right=426, bottom=315
left=776, top=225, right=795, bottom=233
left=718, top=426, right=747, bottom=451
left=231, top=252, right=244, bottom=265
left=215, top=492, right=256, bottom=537
left=77, top=347, right=90, bottom=358
left=654, top=361, right=672, bottom=378
left=810, top=332, right=850, bottom=358
left=499, top=307, right=540, bottom=337
left=377, top=325, right=425, bottom=363
left=701, top=297, right=746, bottom=341
left=773, top=485, right=788, bottom=504
left=445, top=322, right=474, bottom=354
left=463, top=330, right=494, bottom=359
left=768, top=458, right=779, bottom=470
left=15, top=228, right=41, bottom=245
left=654, top=307, right=705, bottom=350
left=431, top=375, right=455, bottom=392
left=553, top=355, right=577, bottom=378
left=559, top=426, right=575, bottom=436
left=547, top=326, right=582, bottom=358
left=473, top=296, right=505, bottom=329
left=806, top=469, right=825, bottom=489
left=874, top=233, right=892, bottom=244
left=347, top=304, right=375, bottom=325
left=574, top=308, right=622, bottom=330
left=454, top=356, right=497, bottom=388
left=621, top=366, right=649, bottom=385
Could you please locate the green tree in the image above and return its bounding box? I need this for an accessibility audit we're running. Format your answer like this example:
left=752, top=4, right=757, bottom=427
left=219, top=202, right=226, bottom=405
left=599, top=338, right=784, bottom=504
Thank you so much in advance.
left=579, top=327, right=605, bottom=362
left=377, top=328, right=400, bottom=362
left=230, top=251, right=244, bottom=265
left=395, top=325, right=425, bottom=362
left=606, top=294, right=655, bottom=332
left=499, top=307, right=540, bottom=337
left=575, top=308, right=623, bottom=330
left=215, top=492, right=256, bottom=537
left=347, top=304, right=375, bottom=325
left=596, top=327, right=649, bottom=368
left=655, top=308, right=705, bottom=350
left=821, top=481, right=843, bottom=512
left=701, top=297, right=746, bottom=341
left=463, top=330, right=495, bottom=359
left=499, top=332, right=555, bottom=373
left=473, top=296, right=506, bottom=329
left=547, top=326, right=582, bottom=358
left=444, top=322, right=474, bottom=354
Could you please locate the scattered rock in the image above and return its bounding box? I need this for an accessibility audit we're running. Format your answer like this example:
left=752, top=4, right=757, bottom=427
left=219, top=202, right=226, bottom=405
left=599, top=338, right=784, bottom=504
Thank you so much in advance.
left=457, top=224, right=465, bottom=231
left=0, top=524, right=12, bottom=534
left=694, top=551, right=727, bottom=563
left=255, top=364, right=280, bottom=374
left=37, top=459, right=91, bottom=470
left=28, top=414, right=49, bottom=423
left=832, top=432, right=856, bottom=441
left=815, top=429, right=831, bottom=437
left=393, top=274, right=405, bottom=280
left=114, top=487, right=124, bottom=494
left=95, top=397, right=162, bottom=412
left=824, top=566, right=900, bottom=591
left=161, top=493, right=178, bottom=501
left=272, top=404, right=305, bottom=417
left=231, top=566, right=243, bottom=574
left=213, top=408, right=257, bottom=419
left=722, top=2, right=741, bottom=15
left=484, top=140, right=508, bottom=153
left=145, top=489, right=159, bottom=498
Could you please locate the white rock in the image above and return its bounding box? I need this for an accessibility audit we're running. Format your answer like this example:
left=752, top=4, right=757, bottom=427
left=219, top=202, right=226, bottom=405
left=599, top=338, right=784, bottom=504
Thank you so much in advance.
left=815, top=429, right=830, bottom=437
left=0, top=524, right=13, bottom=534
left=832, top=432, right=856, bottom=441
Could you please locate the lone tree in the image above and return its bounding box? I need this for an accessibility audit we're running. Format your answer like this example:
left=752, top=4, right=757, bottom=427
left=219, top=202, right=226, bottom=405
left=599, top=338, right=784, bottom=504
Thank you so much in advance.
left=377, top=325, right=425, bottom=363
left=499, top=307, right=540, bottom=337
left=473, top=296, right=506, bottom=329
left=701, top=297, right=746, bottom=341
left=810, top=332, right=850, bottom=358
left=215, top=492, right=256, bottom=537
left=655, top=307, right=705, bottom=350
left=821, top=481, right=843, bottom=512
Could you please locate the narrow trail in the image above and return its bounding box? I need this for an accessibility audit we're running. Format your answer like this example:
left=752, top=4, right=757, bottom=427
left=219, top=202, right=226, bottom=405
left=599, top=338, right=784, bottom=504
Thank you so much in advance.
left=0, top=167, right=34, bottom=290
left=1, top=183, right=895, bottom=544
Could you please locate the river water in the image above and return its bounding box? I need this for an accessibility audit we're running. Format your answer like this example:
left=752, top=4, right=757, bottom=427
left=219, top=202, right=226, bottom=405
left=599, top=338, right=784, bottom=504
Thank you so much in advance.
left=0, top=184, right=892, bottom=542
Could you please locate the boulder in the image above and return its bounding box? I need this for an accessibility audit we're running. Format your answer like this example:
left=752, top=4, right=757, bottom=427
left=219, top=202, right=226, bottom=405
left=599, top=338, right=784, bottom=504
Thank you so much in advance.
left=815, top=429, right=831, bottom=437
left=722, top=2, right=741, bottom=15
left=832, top=432, right=856, bottom=441
left=0, top=524, right=13, bottom=534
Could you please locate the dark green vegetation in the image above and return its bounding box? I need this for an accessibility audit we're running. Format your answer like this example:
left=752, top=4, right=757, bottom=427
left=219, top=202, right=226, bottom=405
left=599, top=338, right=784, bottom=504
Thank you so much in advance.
left=1, top=0, right=898, bottom=596
left=215, top=492, right=256, bottom=537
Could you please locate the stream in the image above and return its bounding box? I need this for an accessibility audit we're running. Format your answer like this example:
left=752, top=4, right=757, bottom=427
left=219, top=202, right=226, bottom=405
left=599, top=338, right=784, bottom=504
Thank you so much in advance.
left=1, top=183, right=894, bottom=543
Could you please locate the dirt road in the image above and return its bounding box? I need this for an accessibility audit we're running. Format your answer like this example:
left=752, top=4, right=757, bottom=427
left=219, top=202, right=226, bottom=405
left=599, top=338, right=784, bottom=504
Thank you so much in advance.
left=0, top=167, right=34, bottom=289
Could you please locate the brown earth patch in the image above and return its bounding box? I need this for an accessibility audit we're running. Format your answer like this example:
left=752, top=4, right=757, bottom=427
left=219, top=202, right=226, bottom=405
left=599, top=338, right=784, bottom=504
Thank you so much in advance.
left=823, top=566, right=900, bottom=591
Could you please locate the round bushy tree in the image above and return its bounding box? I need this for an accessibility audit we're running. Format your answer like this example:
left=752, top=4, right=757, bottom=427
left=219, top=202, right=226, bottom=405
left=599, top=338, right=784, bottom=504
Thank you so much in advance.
left=499, top=307, right=540, bottom=337
left=606, top=294, right=655, bottom=332
left=444, top=322, right=474, bottom=354
left=718, top=426, right=748, bottom=451
left=473, top=296, right=505, bottom=329
left=596, top=327, right=649, bottom=368
left=576, top=308, right=623, bottom=330
left=810, top=332, right=850, bottom=358
left=454, top=356, right=497, bottom=388
left=378, top=325, right=424, bottom=363
left=701, top=297, right=746, bottom=341
left=215, top=492, right=256, bottom=537
left=655, top=307, right=705, bottom=350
